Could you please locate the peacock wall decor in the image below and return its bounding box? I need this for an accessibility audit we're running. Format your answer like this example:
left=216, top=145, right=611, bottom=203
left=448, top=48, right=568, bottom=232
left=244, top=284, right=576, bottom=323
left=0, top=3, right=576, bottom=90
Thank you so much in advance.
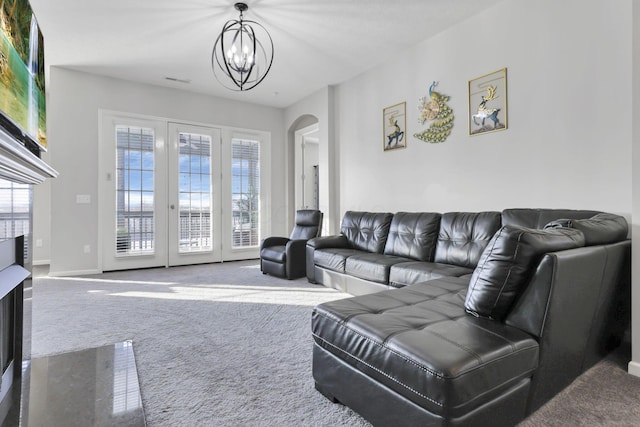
left=413, top=81, right=454, bottom=143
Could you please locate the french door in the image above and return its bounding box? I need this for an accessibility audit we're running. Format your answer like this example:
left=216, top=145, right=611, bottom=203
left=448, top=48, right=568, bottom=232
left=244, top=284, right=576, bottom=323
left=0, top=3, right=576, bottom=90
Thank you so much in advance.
left=167, top=123, right=222, bottom=266
left=100, top=113, right=264, bottom=271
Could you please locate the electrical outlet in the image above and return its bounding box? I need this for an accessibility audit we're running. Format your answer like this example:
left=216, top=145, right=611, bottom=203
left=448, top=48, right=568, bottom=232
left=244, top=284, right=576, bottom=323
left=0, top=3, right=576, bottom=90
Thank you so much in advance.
left=35, top=239, right=43, bottom=248
left=76, top=194, right=91, bottom=204
left=83, top=245, right=91, bottom=254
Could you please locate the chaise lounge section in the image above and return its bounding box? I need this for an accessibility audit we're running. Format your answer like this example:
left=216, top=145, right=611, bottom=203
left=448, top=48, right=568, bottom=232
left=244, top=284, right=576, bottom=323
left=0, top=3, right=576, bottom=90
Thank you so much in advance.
left=309, top=209, right=630, bottom=426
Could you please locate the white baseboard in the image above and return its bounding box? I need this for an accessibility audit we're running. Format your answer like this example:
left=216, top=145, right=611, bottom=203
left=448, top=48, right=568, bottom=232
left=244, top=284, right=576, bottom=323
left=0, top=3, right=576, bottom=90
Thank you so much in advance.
left=32, top=259, right=50, bottom=266
left=628, top=360, right=640, bottom=377
left=47, top=269, right=102, bottom=277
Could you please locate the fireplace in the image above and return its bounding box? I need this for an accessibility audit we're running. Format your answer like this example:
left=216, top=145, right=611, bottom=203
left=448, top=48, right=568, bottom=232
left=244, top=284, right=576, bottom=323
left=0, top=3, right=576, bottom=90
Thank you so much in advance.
left=0, top=120, right=57, bottom=424
left=0, top=236, right=29, bottom=420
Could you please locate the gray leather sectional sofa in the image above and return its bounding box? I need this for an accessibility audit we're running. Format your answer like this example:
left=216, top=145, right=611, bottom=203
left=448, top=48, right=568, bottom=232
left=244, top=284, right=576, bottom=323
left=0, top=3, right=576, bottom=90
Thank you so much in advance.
left=308, top=209, right=630, bottom=426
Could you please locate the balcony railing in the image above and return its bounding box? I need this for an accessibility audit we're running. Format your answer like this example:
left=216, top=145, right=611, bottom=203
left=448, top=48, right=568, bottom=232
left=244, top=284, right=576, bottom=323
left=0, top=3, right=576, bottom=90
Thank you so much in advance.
left=116, top=210, right=258, bottom=254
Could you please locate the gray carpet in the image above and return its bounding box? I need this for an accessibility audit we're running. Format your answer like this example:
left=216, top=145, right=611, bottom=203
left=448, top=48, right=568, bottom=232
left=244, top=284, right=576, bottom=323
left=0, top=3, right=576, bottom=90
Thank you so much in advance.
left=30, top=261, right=640, bottom=426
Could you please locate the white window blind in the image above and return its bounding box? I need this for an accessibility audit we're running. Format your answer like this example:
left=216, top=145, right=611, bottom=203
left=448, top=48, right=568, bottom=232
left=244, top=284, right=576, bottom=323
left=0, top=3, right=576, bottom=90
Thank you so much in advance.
left=115, top=126, right=155, bottom=255
left=231, top=139, right=260, bottom=248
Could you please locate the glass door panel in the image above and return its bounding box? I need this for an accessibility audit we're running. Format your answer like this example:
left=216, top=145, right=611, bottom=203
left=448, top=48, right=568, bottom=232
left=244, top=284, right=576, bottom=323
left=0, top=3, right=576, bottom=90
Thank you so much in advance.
left=102, top=115, right=267, bottom=271
left=178, top=132, right=212, bottom=253
left=116, top=126, right=155, bottom=255
left=168, top=123, right=221, bottom=266
left=231, top=138, right=260, bottom=248
left=101, top=114, right=168, bottom=271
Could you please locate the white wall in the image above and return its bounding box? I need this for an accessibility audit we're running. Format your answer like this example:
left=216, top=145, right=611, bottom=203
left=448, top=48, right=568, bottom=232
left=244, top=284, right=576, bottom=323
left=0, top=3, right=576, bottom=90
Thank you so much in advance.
left=323, top=0, right=635, bottom=372
left=32, top=150, right=51, bottom=264
left=334, top=0, right=631, bottom=217
left=41, top=67, right=285, bottom=275
left=284, top=87, right=340, bottom=234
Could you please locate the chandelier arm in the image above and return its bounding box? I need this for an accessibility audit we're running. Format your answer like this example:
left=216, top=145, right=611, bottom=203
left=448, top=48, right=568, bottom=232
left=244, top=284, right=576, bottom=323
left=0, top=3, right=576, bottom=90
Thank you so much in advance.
left=211, top=5, right=274, bottom=91
left=219, top=24, right=242, bottom=88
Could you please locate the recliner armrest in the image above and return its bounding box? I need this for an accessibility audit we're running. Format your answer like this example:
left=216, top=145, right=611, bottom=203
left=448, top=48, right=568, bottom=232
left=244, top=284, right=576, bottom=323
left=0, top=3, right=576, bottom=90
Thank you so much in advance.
left=261, top=236, right=290, bottom=250
left=285, top=239, right=308, bottom=279
left=286, top=239, right=309, bottom=252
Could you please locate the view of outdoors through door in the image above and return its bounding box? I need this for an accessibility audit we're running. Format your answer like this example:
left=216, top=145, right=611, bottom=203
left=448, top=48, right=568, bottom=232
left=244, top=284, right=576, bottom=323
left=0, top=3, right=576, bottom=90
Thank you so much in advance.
left=102, top=113, right=266, bottom=271
left=231, top=138, right=260, bottom=248
left=178, top=132, right=212, bottom=253
left=115, top=126, right=155, bottom=255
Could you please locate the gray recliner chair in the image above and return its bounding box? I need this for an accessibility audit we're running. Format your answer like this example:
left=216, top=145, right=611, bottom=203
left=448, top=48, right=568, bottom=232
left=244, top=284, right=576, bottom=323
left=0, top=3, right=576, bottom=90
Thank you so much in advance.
left=260, top=210, right=323, bottom=279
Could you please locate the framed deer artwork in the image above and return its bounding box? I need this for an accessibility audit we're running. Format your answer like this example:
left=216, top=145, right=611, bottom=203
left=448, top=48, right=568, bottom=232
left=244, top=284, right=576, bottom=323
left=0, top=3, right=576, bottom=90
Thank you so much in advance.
left=468, top=68, right=508, bottom=136
left=383, top=102, right=406, bottom=151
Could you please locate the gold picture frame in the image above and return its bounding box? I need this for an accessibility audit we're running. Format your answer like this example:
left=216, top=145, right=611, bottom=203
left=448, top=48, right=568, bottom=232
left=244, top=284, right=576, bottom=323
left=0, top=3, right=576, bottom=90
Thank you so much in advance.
left=383, top=102, right=406, bottom=151
left=468, top=68, right=508, bottom=136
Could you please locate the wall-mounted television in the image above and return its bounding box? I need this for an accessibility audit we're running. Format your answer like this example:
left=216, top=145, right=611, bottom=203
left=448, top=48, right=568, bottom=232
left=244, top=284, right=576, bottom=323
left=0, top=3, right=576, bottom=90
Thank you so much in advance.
left=0, top=0, right=46, bottom=155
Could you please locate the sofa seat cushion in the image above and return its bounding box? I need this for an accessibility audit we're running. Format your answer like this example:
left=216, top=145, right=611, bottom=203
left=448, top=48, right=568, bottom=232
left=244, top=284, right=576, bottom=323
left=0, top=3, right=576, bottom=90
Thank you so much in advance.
left=314, top=248, right=364, bottom=273
left=344, top=253, right=412, bottom=284
left=312, top=278, right=539, bottom=417
left=260, top=245, right=286, bottom=263
left=388, top=261, right=474, bottom=288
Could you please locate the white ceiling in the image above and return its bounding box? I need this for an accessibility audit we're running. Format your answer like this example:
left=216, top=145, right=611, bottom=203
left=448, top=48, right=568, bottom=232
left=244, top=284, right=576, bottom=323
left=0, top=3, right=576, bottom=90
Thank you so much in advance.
left=29, top=0, right=504, bottom=109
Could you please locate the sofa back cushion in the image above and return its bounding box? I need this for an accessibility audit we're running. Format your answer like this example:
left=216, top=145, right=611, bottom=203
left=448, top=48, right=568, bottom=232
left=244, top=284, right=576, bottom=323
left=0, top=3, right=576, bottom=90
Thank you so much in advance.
left=465, top=225, right=585, bottom=320
left=434, top=211, right=501, bottom=268
left=544, top=212, right=628, bottom=246
left=340, top=211, right=394, bottom=253
left=502, top=208, right=600, bottom=229
left=383, top=212, right=441, bottom=261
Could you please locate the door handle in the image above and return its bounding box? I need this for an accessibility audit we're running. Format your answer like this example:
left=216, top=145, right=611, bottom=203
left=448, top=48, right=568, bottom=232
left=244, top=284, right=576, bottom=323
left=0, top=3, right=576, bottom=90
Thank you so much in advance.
left=170, top=204, right=175, bottom=210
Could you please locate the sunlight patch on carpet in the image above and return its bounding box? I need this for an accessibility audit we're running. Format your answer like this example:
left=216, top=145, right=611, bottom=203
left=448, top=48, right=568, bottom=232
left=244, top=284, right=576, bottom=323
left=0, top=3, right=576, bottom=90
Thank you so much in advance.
left=107, top=285, right=343, bottom=306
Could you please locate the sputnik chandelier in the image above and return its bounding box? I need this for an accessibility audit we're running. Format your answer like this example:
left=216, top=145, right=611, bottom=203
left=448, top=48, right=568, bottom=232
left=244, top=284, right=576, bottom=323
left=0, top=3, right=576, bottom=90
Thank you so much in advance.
left=211, top=2, right=274, bottom=91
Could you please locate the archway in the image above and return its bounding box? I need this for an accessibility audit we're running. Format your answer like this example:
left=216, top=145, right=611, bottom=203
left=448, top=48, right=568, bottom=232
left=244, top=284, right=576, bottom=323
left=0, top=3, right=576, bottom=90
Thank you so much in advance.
left=287, top=114, right=319, bottom=231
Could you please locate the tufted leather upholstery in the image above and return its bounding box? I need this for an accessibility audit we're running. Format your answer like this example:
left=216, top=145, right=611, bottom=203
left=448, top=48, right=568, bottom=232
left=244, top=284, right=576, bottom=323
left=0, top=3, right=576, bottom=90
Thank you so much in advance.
left=340, top=211, right=394, bottom=253
left=434, top=212, right=501, bottom=268
left=544, top=212, right=628, bottom=245
left=260, top=210, right=323, bottom=279
left=312, top=277, right=539, bottom=418
left=501, top=208, right=600, bottom=229
left=465, top=225, right=585, bottom=320
left=388, top=261, right=473, bottom=288
left=310, top=208, right=630, bottom=425
left=383, top=212, right=441, bottom=261
left=344, top=253, right=412, bottom=284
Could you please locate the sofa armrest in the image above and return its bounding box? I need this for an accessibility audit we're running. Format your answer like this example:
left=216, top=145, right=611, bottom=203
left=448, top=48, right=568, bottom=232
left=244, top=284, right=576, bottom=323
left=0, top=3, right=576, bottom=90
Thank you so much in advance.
left=261, top=236, right=290, bottom=250
left=505, top=240, right=630, bottom=413
left=307, top=235, right=349, bottom=249
left=306, top=235, right=349, bottom=282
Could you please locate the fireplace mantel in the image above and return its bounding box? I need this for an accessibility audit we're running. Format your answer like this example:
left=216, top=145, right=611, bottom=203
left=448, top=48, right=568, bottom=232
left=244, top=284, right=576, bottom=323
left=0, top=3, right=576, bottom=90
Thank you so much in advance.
left=0, top=127, right=58, bottom=185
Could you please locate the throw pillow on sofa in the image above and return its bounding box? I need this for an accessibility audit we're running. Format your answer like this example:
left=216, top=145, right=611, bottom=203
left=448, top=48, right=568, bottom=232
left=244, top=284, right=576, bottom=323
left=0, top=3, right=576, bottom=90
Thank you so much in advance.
left=464, top=225, right=585, bottom=320
left=544, top=212, right=628, bottom=246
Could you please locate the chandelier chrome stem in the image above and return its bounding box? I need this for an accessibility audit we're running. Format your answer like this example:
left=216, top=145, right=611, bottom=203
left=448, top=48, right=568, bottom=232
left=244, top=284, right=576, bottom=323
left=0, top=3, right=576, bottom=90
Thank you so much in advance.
left=212, top=2, right=274, bottom=91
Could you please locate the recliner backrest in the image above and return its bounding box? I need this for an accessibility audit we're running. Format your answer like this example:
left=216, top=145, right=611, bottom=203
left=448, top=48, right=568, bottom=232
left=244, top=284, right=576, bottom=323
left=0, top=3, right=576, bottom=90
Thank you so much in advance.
left=383, top=212, right=441, bottom=261
left=290, top=210, right=323, bottom=240
left=434, top=211, right=501, bottom=268
left=340, top=211, right=393, bottom=253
